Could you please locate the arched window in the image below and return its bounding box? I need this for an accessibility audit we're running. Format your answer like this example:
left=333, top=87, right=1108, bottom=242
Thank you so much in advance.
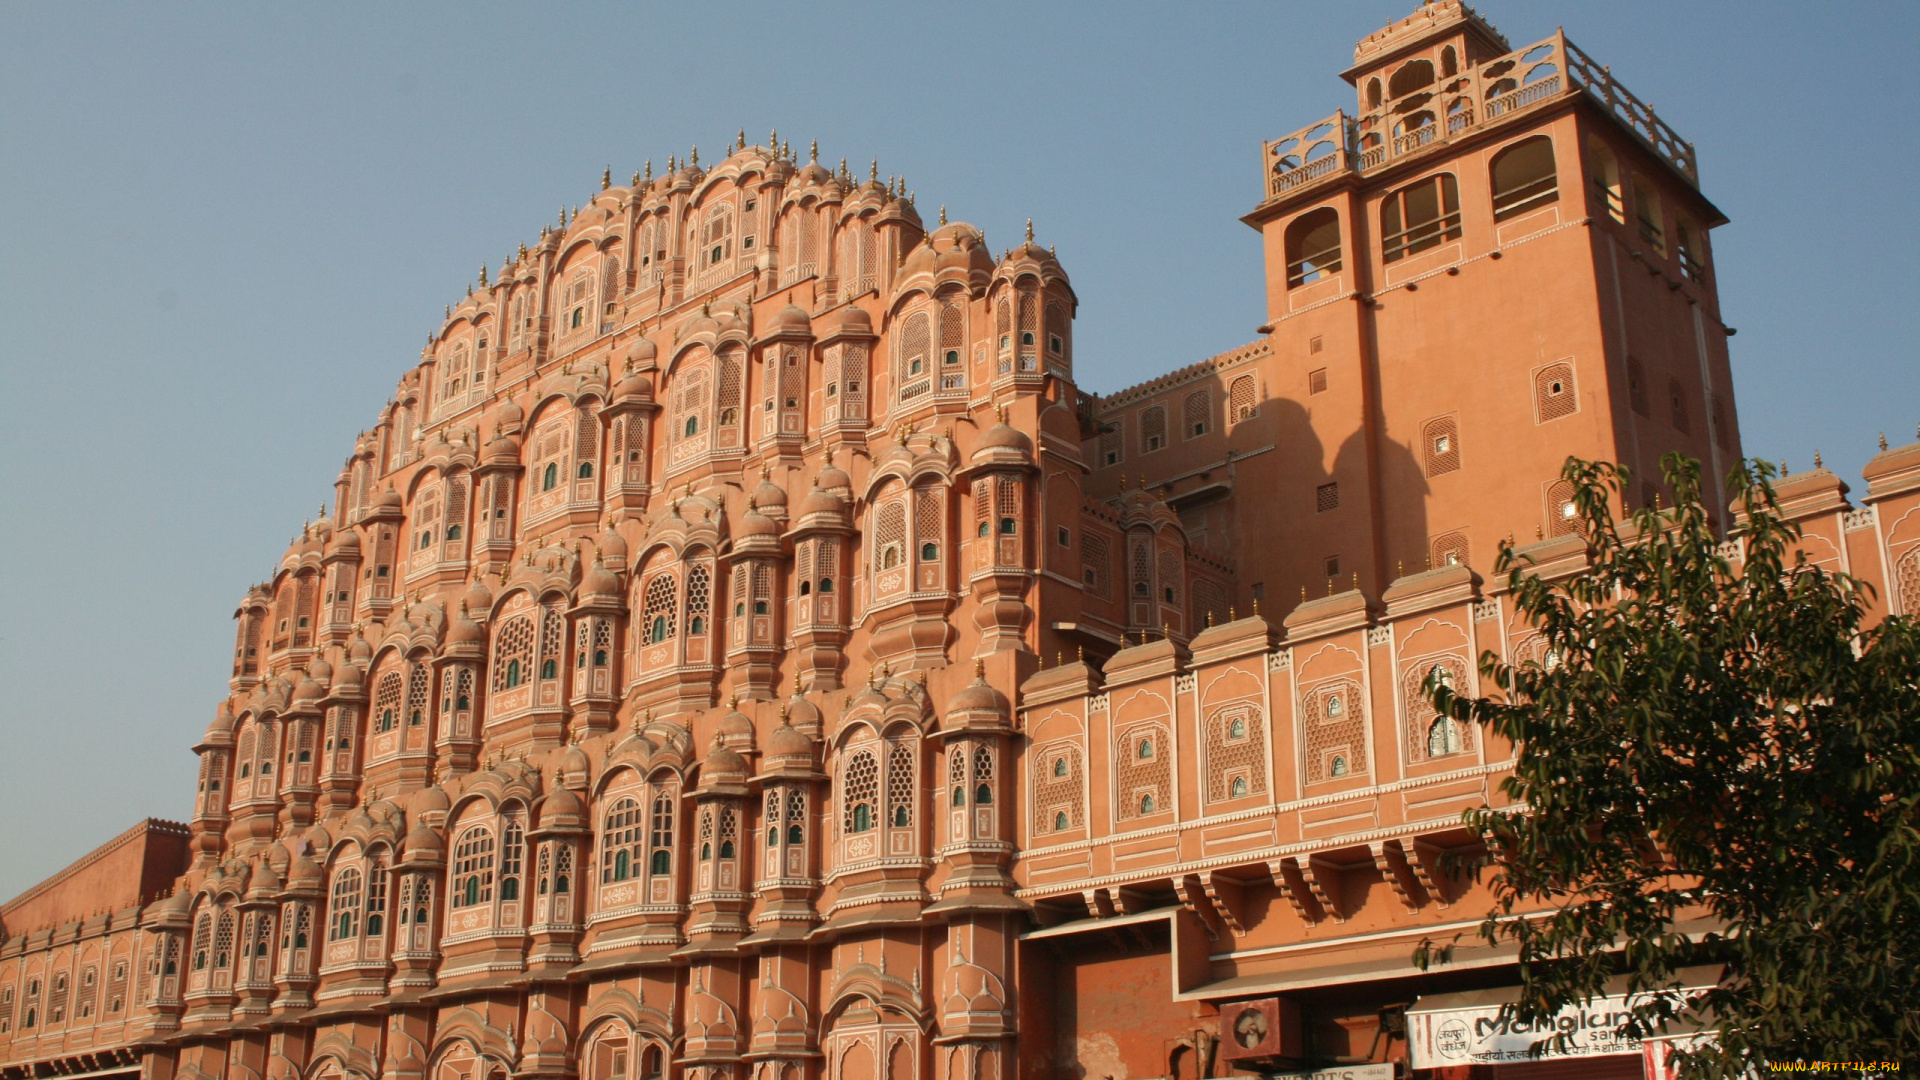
left=648, top=793, right=674, bottom=878
left=330, top=869, right=362, bottom=940
left=1366, top=77, right=1383, bottom=109
left=844, top=749, right=878, bottom=834
left=1330, top=754, right=1348, bottom=777
left=499, top=819, right=523, bottom=902
left=363, top=859, right=387, bottom=937
left=684, top=563, right=711, bottom=636
left=1587, top=137, right=1624, bottom=223
left=1633, top=173, right=1665, bottom=253
left=1137, top=739, right=1154, bottom=760
left=887, top=742, right=915, bottom=829
left=1284, top=208, right=1342, bottom=287
left=542, top=462, right=559, bottom=491
left=643, top=574, right=677, bottom=644
left=1139, top=793, right=1156, bottom=814
left=1441, top=45, right=1458, bottom=77
left=1382, top=174, right=1461, bottom=262
left=1490, top=136, right=1559, bottom=221
left=1229, top=374, right=1257, bottom=424
left=192, top=913, right=212, bottom=970
left=1428, top=717, right=1463, bottom=757
left=492, top=612, right=533, bottom=694
left=787, top=790, right=807, bottom=845
left=1387, top=58, right=1434, bottom=98
left=451, top=826, right=495, bottom=910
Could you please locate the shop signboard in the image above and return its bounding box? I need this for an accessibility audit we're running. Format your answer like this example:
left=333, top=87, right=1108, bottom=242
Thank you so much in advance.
left=1408, top=993, right=1644, bottom=1068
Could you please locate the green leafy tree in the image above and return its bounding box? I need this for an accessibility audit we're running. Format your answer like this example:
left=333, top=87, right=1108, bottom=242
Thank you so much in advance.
left=1419, top=454, right=1920, bottom=1074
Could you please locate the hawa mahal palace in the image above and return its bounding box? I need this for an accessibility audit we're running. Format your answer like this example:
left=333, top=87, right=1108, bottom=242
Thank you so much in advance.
left=5, top=4, right=1918, bottom=1079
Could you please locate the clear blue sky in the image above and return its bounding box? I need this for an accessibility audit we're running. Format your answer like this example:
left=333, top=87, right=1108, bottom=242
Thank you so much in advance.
left=2, top=1, right=1915, bottom=905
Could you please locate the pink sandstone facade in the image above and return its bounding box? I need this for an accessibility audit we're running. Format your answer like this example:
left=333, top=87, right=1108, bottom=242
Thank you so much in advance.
left=5, top=4, right=1919, bottom=1079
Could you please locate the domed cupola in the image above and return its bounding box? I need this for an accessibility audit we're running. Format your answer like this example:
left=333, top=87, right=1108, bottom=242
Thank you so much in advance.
left=579, top=554, right=621, bottom=603
left=750, top=468, right=789, bottom=518
left=716, top=697, right=756, bottom=753
left=446, top=602, right=485, bottom=651
left=945, top=659, right=1011, bottom=733
left=461, top=577, right=494, bottom=621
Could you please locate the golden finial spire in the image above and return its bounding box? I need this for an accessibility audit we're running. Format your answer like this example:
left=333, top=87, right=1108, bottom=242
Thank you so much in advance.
left=809, top=139, right=818, bottom=163
left=601, top=166, right=611, bottom=190
left=1813, top=449, right=1823, bottom=469
left=939, top=205, right=947, bottom=225
left=974, top=657, right=985, bottom=678
left=738, top=127, right=746, bottom=150
left=1881, top=432, right=1890, bottom=451
left=690, top=144, right=699, bottom=166
left=479, top=263, right=488, bottom=287
left=794, top=670, right=803, bottom=695
left=770, top=127, right=778, bottom=150
left=631, top=170, right=640, bottom=186
left=645, top=159, right=653, bottom=182
left=870, top=159, right=879, bottom=183
left=1025, top=218, right=1034, bottom=243
left=1161, top=621, right=1171, bottom=640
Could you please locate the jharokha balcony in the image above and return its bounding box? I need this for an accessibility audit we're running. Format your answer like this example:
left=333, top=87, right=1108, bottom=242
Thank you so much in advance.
left=1261, top=30, right=1697, bottom=204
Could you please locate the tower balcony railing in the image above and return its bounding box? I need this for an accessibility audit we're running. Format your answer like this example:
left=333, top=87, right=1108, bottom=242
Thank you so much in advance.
left=1261, top=32, right=1697, bottom=203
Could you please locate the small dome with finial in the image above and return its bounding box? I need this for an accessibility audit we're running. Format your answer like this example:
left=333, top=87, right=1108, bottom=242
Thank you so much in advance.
left=751, top=470, right=788, bottom=512
left=717, top=697, right=755, bottom=747
left=580, top=555, right=621, bottom=601
left=462, top=577, right=494, bottom=618
left=704, top=737, right=748, bottom=781
left=770, top=303, right=810, bottom=334
left=485, top=427, right=522, bottom=465
left=946, top=658, right=1009, bottom=721
left=447, top=603, right=485, bottom=647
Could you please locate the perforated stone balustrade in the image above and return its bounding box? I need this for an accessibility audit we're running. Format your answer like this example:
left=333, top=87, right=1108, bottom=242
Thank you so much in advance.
left=1261, top=33, right=1697, bottom=201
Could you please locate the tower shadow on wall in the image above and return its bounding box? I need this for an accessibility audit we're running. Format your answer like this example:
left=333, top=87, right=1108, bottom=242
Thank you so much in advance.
left=1214, top=385, right=1430, bottom=621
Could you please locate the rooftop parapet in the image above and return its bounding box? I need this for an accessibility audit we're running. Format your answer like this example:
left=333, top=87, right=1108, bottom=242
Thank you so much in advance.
left=1261, top=33, right=1697, bottom=204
